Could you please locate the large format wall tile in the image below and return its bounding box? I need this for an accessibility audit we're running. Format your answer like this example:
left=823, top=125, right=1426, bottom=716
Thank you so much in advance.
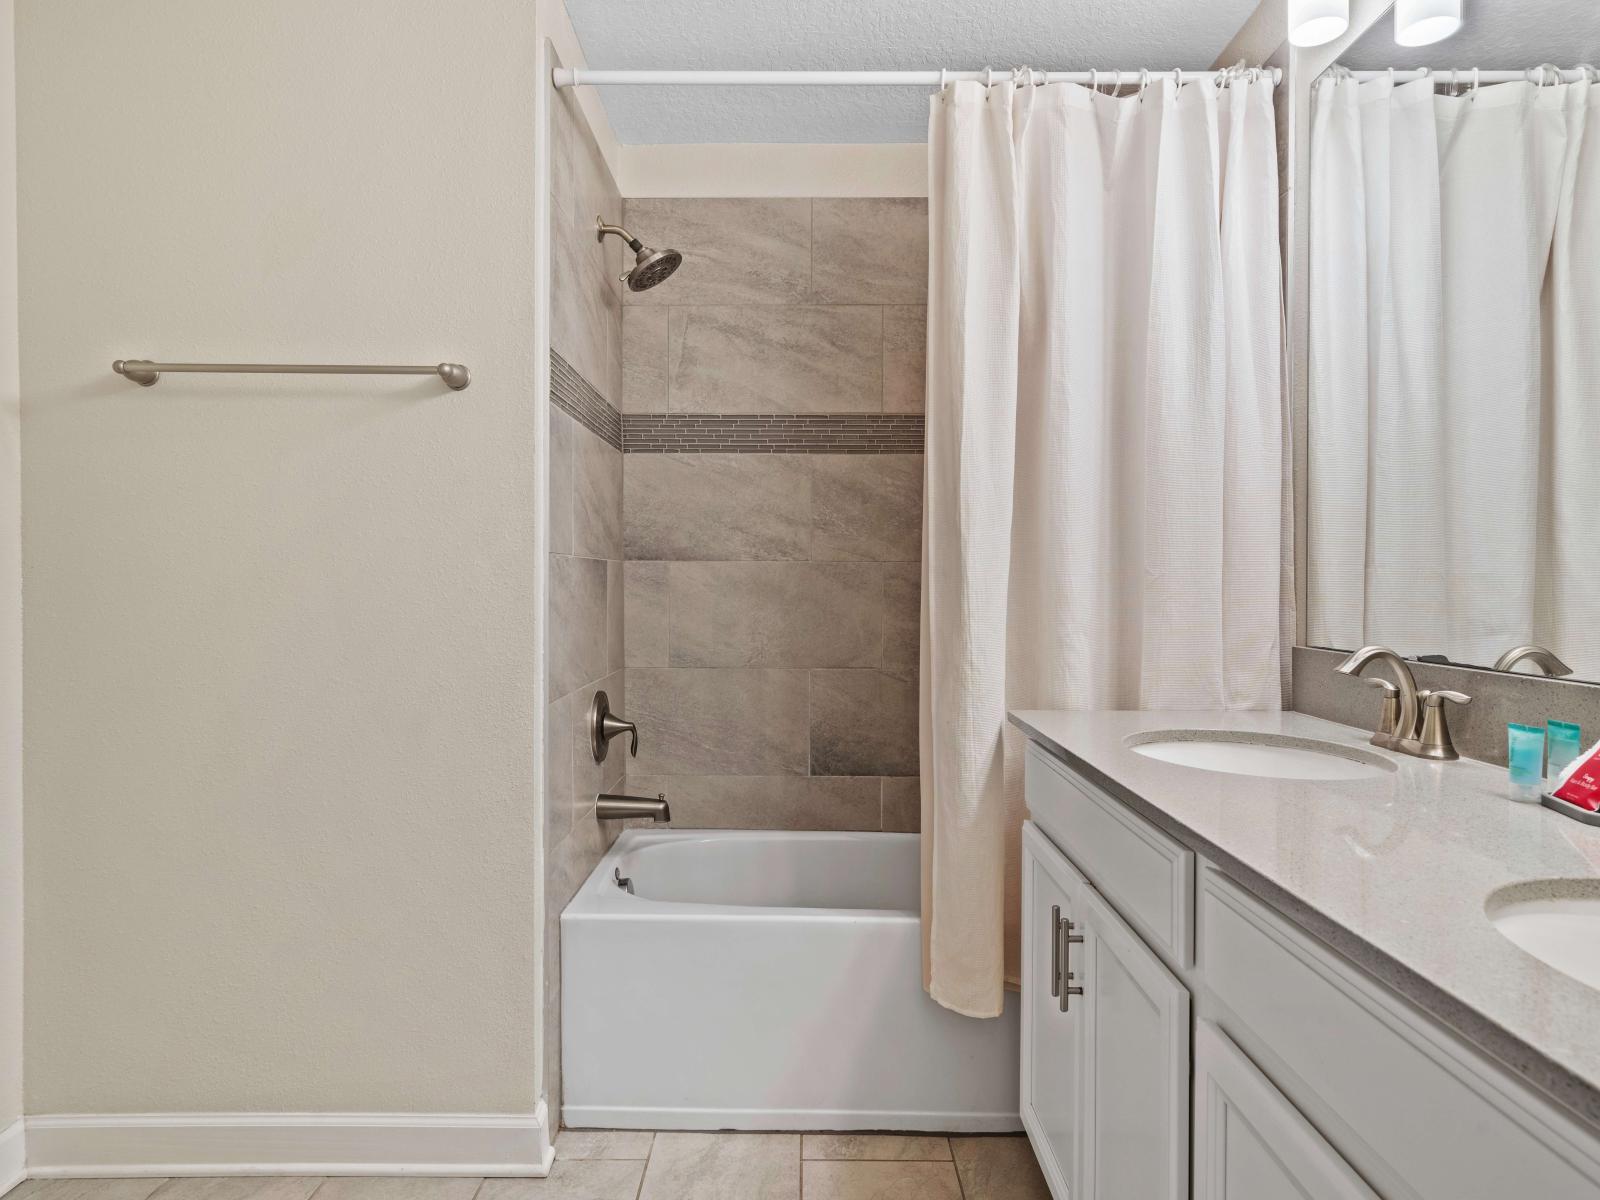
left=573, top=425, right=623, bottom=561
left=810, top=455, right=923, bottom=562
left=624, top=560, right=669, bottom=667
left=548, top=553, right=607, bottom=701
left=667, top=306, right=883, bottom=413
left=810, top=668, right=919, bottom=777
left=625, top=453, right=811, bottom=561
left=622, top=307, right=670, bottom=413
left=629, top=668, right=810, bottom=776
left=668, top=561, right=884, bottom=668
left=623, top=199, right=812, bottom=307
left=881, top=777, right=922, bottom=833
left=623, top=774, right=881, bottom=831
left=883, top=561, right=921, bottom=668
left=812, top=199, right=928, bottom=304
left=883, top=305, right=928, bottom=412
left=606, top=560, right=624, bottom=674
left=549, top=407, right=575, bottom=556
left=546, top=695, right=575, bottom=849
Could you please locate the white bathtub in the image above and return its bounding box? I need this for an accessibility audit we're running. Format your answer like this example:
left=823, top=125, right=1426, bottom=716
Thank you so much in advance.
left=560, top=829, right=1022, bottom=1132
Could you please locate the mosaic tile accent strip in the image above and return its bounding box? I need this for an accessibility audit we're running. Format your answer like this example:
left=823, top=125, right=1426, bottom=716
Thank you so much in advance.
left=551, top=350, right=622, bottom=451
left=623, top=413, right=925, bottom=454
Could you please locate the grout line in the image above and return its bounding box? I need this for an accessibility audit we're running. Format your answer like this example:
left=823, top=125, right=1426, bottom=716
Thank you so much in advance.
left=465, top=1180, right=487, bottom=1200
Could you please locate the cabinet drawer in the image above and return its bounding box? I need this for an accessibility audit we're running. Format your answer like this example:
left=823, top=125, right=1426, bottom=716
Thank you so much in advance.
left=1200, top=868, right=1600, bottom=1199
left=1025, top=742, right=1193, bottom=968
left=1194, top=1020, right=1377, bottom=1200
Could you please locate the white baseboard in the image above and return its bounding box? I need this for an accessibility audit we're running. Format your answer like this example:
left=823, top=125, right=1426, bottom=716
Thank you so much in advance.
left=561, top=1103, right=1023, bottom=1134
left=0, top=1119, right=25, bottom=1195
left=23, top=1107, right=553, bottom=1178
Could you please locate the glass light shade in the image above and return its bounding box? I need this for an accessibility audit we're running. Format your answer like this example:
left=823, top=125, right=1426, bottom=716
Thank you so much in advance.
left=1394, top=0, right=1463, bottom=46
left=1288, top=0, right=1350, bottom=47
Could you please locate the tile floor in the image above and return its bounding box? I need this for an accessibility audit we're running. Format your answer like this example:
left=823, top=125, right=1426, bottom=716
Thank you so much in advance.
left=2, top=1131, right=1051, bottom=1200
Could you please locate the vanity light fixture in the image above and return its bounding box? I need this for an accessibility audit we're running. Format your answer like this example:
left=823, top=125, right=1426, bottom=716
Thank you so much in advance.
left=1288, top=0, right=1350, bottom=47
left=1394, top=0, right=1462, bottom=46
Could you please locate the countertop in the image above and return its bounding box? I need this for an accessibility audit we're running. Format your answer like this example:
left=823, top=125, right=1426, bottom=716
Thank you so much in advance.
left=1008, top=708, right=1600, bottom=1129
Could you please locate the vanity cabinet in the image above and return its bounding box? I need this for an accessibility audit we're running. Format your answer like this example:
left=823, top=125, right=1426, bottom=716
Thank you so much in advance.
left=1019, top=737, right=1600, bottom=1200
left=1021, top=821, right=1190, bottom=1200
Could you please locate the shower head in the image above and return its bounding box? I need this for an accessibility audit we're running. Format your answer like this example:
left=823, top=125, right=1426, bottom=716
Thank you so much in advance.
left=596, top=217, right=683, bottom=292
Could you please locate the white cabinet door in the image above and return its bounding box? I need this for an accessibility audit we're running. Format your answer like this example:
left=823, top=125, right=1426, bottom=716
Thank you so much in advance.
left=1021, top=821, right=1083, bottom=1200
left=1194, top=1021, right=1378, bottom=1200
left=1078, top=881, right=1190, bottom=1200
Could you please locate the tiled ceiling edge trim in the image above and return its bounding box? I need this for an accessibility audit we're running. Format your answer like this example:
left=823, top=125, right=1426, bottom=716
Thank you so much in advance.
left=622, top=413, right=926, bottom=454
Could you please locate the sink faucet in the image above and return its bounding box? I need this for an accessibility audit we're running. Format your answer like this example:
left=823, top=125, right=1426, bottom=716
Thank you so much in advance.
left=1491, top=644, right=1573, bottom=677
left=1335, top=646, right=1472, bottom=760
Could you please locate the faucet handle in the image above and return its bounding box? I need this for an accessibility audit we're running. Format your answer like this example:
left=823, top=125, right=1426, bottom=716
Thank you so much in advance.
left=1416, top=689, right=1471, bottom=761
left=1364, top=677, right=1403, bottom=737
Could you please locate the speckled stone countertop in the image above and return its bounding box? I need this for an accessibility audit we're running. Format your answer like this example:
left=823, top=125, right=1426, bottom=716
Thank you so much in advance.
left=1008, top=708, right=1600, bottom=1130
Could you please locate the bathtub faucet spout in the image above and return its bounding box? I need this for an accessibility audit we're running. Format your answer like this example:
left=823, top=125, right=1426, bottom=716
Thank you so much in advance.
left=596, top=792, right=671, bottom=823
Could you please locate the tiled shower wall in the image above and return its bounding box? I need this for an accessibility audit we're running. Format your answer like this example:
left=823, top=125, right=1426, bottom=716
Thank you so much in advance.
left=618, top=197, right=929, bottom=832
left=543, top=65, right=624, bottom=1119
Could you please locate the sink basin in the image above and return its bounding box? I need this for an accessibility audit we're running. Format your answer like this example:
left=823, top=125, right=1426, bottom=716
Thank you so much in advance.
left=1487, top=881, right=1600, bottom=991
left=1124, top=730, right=1397, bottom=781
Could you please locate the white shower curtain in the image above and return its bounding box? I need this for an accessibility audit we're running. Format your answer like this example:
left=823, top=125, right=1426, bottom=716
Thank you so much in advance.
left=920, top=74, right=1286, bottom=1017
left=1307, top=75, right=1598, bottom=671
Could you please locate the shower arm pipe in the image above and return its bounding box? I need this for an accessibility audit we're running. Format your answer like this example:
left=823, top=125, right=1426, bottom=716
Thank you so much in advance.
left=553, top=67, right=1281, bottom=89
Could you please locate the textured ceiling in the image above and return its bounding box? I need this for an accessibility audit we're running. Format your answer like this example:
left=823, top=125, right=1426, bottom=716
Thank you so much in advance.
left=563, top=0, right=1263, bottom=144
left=1342, top=0, right=1600, bottom=73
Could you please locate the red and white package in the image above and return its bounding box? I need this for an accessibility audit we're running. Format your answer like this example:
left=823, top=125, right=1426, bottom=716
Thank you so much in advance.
left=1553, top=739, right=1600, bottom=812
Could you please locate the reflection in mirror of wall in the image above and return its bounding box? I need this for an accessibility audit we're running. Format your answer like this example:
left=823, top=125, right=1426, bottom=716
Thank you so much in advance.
left=1305, top=0, right=1600, bottom=683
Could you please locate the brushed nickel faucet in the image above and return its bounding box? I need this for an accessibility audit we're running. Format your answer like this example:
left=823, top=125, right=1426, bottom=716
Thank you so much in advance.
left=596, top=793, right=671, bottom=822
left=1492, top=644, right=1573, bottom=677
left=1336, top=645, right=1471, bottom=761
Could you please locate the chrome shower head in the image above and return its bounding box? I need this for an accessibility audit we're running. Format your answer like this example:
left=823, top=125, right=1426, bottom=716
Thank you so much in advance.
left=596, top=217, right=683, bottom=292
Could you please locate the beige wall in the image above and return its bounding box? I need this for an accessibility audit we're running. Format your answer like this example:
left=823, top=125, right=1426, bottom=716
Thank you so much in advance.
left=542, top=57, right=626, bottom=1121
left=619, top=197, right=928, bottom=833
left=0, top=0, right=20, bottom=1137
left=17, top=0, right=541, bottom=1114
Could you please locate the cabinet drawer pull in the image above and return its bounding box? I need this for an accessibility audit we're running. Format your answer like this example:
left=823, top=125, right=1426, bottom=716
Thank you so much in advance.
left=1059, top=917, right=1085, bottom=1013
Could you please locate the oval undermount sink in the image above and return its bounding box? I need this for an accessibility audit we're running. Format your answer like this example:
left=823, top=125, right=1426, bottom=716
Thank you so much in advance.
left=1487, top=880, right=1600, bottom=992
left=1124, top=730, right=1397, bottom=781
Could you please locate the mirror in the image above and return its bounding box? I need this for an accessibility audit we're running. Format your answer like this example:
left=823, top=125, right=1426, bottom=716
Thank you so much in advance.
left=1304, top=1, right=1600, bottom=682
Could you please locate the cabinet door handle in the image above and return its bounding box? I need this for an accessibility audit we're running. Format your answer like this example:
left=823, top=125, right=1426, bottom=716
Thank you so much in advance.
left=1058, top=917, right=1085, bottom=1013
left=1049, top=904, right=1062, bottom=998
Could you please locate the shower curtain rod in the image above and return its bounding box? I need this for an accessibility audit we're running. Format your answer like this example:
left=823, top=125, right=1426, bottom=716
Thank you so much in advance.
left=552, top=67, right=1282, bottom=89
left=1346, top=67, right=1593, bottom=84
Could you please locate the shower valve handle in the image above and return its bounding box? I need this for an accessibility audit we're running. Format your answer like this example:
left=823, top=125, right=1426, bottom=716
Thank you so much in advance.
left=588, top=690, right=639, bottom=762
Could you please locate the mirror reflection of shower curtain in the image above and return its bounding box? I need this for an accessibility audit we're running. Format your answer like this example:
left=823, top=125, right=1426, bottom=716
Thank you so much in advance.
left=1307, top=75, right=1598, bottom=672
left=920, top=74, right=1286, bottom=1018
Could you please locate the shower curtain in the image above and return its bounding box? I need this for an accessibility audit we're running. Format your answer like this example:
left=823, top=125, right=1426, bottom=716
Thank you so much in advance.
left=1307, top=74, right=1599, bottom=673
left=920, top=73, right=1286, bottom=1017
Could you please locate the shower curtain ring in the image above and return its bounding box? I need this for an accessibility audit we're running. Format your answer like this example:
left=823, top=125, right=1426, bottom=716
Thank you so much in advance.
left=1090, top=69, right=1099, bottom=94
left=985, top=67, right=995, bottom=88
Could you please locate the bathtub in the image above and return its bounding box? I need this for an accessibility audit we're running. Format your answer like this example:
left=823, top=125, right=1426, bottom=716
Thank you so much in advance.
left=560, top=829, right=1022, bottom=1132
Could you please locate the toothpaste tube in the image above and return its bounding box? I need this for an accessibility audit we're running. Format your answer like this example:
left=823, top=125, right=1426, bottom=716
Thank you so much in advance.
left=1553, top=738, right=1600, bottom=812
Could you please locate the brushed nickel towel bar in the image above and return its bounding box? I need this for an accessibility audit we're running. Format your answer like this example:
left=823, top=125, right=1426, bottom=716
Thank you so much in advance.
left=112, top=359, right=471, bottom=391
